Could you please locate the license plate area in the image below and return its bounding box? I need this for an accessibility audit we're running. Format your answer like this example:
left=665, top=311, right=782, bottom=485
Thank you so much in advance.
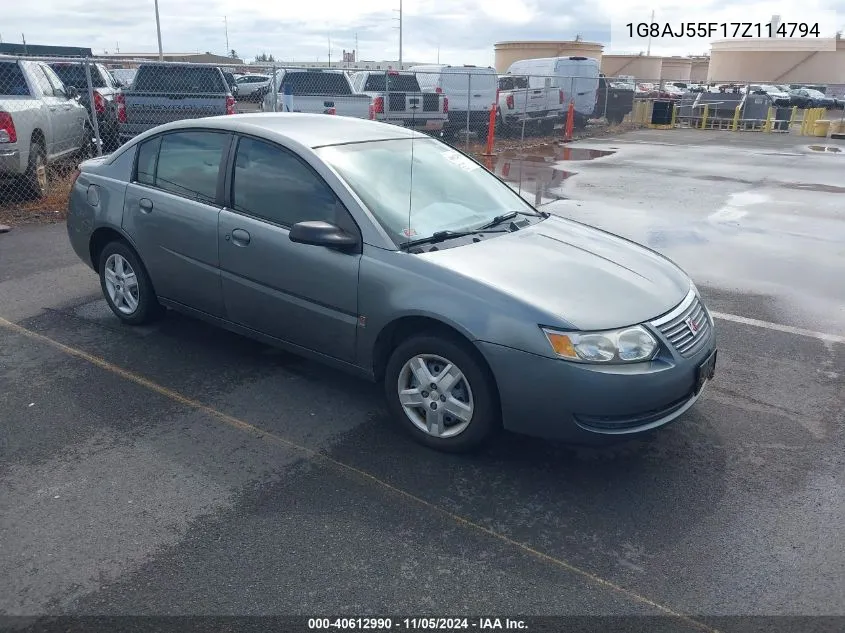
left=695, top=349, right=717, bottom=393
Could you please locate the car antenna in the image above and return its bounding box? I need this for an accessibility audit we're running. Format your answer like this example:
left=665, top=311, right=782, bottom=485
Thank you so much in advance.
left=406, top=72, right=416, bottom=249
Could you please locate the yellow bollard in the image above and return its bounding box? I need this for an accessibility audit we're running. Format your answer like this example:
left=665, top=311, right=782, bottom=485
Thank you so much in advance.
left=671, top=105, right=678, bottom=128
left=732, top=105, right=741, bottom=131
left=764, top=106, right=774, bottom=133
left=789, top=106, right=798, bottom=128
left=700, top=104, right=709, bottom=130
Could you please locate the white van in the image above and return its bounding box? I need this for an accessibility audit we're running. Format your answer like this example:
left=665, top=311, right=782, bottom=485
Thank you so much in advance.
left=506, top=57, right=600, bottom=127
left=409, top=64, right=498, bottom=134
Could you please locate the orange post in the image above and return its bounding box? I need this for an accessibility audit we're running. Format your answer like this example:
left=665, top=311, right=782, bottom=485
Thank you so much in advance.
left=564, top=100, right=575, bottom=142
left=483, top=104, right=497, bottom=156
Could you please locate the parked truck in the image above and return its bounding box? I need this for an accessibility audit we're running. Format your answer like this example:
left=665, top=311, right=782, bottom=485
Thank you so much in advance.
left=49, top=60, right=121, bottom=151
left=496, top=74, right=563, bottom=134
left=350, top=70, right=448, bottom=132
left=116, top=63, right=235, bottom=141
left=261, top=69, right=372, bottom=119
left=1, top=56, right=91, bottom=199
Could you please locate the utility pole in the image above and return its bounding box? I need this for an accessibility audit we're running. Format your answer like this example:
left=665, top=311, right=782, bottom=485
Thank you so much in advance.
left=437, top=42, right=440, bottom=64
left=646, top=9, right=654, bottom=55
left=224, top=16, right=229, bottom=55
left=399, top=0, right=403, bottom=66
left=154, top=0, right=163, bottom=60
left=328, top=35, right=331, bottom=67
left=355, top=32, right=359, bottom=65
left=22, top=33, right=27, bottom=55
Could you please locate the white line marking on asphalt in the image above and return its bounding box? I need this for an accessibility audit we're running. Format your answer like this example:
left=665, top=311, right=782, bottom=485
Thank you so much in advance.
left=711, top=312, right=845, bottom=344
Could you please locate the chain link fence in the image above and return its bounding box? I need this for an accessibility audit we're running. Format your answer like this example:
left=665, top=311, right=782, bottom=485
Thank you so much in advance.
left=2, top=52, right=844, bottom=222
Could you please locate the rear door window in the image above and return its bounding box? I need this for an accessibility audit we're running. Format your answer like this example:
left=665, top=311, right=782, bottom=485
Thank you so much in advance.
left=142, top=131, right=229, bottom=204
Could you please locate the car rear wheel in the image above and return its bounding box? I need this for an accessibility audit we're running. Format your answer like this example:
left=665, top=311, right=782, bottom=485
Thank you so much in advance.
left=385, top=334, right=499, bottom=452
left=22, top=142, right=48, bottom=199
left=98, top=241, right=161, bottom=325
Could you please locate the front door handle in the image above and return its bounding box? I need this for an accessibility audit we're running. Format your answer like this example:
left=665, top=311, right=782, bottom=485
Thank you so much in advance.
left=230, top=228, right=251, bottom=246
left=139, top=198, right=153, bottom=213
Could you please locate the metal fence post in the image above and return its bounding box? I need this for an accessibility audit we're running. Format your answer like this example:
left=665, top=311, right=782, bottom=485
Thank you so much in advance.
left=271, top=63, right=278, bottom=112
left=520, top=75, right=528, bottom=146
left=83, top=58, right=103, bottom=156
left=465, top=73, right=471, bottom=150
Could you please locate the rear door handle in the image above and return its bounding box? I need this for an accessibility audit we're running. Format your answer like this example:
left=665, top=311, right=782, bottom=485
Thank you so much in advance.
left=139, top=198, right=153, bottom=213
left=230, top=228, right=251, bottom=246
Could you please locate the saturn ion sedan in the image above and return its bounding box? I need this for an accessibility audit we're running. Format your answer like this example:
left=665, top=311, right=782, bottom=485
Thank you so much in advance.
left=67, top=113, right=717, bottom=452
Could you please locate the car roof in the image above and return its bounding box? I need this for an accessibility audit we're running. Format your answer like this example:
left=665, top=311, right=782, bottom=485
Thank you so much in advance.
left=127, top=113, right=425, bottom=149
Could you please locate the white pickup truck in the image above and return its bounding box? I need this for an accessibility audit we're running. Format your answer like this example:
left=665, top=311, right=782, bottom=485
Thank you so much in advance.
left=1, top=56, right=91, bottom=198
left=261, top=69, right=372, bottom=119
left=350, top=70, right=448, bottom=132
left=497, top=74, right=563, bottom=133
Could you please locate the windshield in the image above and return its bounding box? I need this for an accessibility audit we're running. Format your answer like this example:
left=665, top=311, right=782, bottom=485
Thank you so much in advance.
left=316, top=137, right=537, bottom=246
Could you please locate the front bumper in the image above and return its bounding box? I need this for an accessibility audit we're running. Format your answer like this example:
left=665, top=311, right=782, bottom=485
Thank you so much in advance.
left=476, top=329, right=717, bottom=443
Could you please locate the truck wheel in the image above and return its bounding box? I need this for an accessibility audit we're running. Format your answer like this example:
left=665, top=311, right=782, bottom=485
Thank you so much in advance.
left=22, top=142, right=48, bottom=200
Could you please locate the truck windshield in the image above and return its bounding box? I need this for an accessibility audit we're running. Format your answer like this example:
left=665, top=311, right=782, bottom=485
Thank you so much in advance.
left=134, top=66, right=225, bottom=94
left=282, top=73, right=352, bottom=96
left=317, top=137, right=536, bottom=246
left=363, top=74, right=421, bottom=92
left=0, top=62, right=31, bottom=96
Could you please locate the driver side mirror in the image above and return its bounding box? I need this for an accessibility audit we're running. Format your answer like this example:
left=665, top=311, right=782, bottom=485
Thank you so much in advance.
left=66, top=85, right=79, bottom=99
left=289, top=221, right=359, bottom=252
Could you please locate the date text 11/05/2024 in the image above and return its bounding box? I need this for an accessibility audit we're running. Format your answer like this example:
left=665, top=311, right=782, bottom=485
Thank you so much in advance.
left=626, top=22, right=821, bottom=38
left=308, top=618, right=528, bottom=630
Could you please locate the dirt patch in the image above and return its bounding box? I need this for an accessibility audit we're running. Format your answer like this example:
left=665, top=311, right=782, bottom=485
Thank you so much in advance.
left=0, top=165, right=76, bottom=228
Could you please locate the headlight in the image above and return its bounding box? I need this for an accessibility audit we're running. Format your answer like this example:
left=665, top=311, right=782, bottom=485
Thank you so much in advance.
left=542, top=325, right=658, bottom=363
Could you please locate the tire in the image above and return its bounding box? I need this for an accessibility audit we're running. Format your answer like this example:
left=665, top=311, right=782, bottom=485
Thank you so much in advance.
left=22, top=142, right=48, bottom=200
left=79, top=124, right=95, bottom=160
left=384, top=333, right=500, bottom=452
left=98, top=241, right=162, bottom=325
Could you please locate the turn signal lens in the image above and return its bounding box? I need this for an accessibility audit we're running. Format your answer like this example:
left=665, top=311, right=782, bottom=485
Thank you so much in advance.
left=543, top=332, right=578, bottom=359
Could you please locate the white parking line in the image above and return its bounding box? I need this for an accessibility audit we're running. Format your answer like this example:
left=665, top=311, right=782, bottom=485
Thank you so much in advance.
left=712, top=312, right=845, bottom=344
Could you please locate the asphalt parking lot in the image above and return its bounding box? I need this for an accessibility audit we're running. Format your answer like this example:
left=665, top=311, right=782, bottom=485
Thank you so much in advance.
left=1, top=129, right=843, bottom=630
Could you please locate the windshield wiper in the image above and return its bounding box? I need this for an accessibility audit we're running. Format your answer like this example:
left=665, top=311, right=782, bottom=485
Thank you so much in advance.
left=401, top=228, right=512, bottom=249
left=477, top=209, right=546, bottom=230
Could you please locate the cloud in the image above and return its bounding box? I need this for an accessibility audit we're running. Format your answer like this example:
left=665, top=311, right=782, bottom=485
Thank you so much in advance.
left=2, top=0, right=843, bottom=64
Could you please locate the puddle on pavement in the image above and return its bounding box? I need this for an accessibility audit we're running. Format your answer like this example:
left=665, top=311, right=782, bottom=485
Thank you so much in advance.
left=808, top=145, right=843, bottom=153
left=481, top=145, right=615, bottom=205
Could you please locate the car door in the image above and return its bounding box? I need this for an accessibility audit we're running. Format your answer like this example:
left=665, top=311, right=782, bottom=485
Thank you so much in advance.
left=40, top=63, right=87, bottom=153
left=218, top=135, right=361, bottom=363
left=22, top=62, right=63, bottom=157
left=122, top=130, right=230, bottom=317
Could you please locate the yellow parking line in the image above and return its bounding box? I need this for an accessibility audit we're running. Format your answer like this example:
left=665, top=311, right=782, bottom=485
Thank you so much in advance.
left=0, top=315, right=718, bottom=633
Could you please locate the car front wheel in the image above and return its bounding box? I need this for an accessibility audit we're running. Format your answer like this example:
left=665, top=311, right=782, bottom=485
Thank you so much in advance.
left=98, top=241, right=161, bottom=325
left=385, top=334, right=499, bottom=452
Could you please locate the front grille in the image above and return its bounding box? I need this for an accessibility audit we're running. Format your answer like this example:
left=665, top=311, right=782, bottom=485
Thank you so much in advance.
left=652, top=292, right=711, bottom=357
left=575, top=392, right=693, bottom=431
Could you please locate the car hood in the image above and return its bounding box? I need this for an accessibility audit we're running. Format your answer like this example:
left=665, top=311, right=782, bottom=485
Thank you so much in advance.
left=418, top=215, right=691, bottom=330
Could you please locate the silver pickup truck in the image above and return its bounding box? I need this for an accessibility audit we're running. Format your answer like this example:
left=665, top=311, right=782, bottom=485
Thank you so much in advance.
left=350, top=70, right=448, bottom=132
left=1, top=56, right=91, bottom=198
left=117, top=63, right=235, bottom=141
left=261, top=69, right=372, bottom=119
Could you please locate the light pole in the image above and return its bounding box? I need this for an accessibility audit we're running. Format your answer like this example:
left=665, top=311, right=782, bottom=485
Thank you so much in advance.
left=154, top=0, right=163, bottom=60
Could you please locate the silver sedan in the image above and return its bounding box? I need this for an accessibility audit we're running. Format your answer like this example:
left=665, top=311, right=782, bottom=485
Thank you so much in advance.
left=66, top=113, right=717, bottom=452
